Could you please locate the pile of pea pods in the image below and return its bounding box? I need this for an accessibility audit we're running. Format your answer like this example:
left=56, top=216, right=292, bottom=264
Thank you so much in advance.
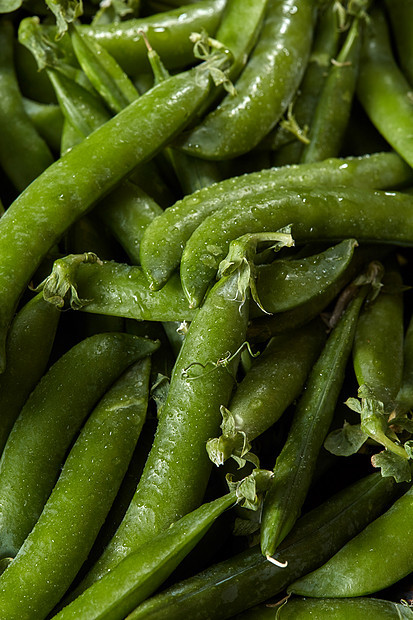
left=2, top=0, right=413, bottom=617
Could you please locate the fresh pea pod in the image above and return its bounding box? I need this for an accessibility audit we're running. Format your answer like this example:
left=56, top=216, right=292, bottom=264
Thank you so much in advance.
left=384, top=0, right=413, bottom=87
left=22, top=98, right=63, bottom=154
left=0, top=43, right=230, bottom=373
left=289, top=481, right=413, bottom=598
left=0, top=20, right=54, bottom=192
left=180, top=186, right=413, bottom=308
left=71, top=232, right=292, bottom=596
left=0, top=332, right=159, bottom=560
left=54, top=471, right=270, bottom=620
left=127, top=472, right=396, bottom=620
left=397, top=311, right=413, bottom=412
left=140, top=151, right=413, bottom=290
left=273, top=597, right=413, bottom=619
left=207, top=320, right=326, bottom=466
left=357, top=6, right=413, bottom=169
left=0, top=358, right=152, bottom=620
left=261, top=283, right=368, bottom=558
left=0, top=294, right=60, bottom=456
left=178, top=0, right=316, bottom=159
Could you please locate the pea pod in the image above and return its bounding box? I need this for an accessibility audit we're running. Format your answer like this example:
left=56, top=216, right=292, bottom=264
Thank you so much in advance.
left=357, top=6, right=413, bottom=168
left=0, top=293, right=60, bottom=456
left=126, top=472, right=396, bottom=620
left=54, top=471, right=270, bottom=620
left=207, top=320, right=326, bottom=466
left=178, top=0, right=316, bottom=159
left=384, top=0, right=413, bottom=87
left=0, top=43, right=230, bottom=373
left=21, top=98, right=63, bottom=154
left=289, top=481, right=413, bottom=598
left=397, top=311, right=413, bottom=412
left=179, top=186, right=413, bottom=308
left=140, top=151, right=413, bottom=290
left=0, top=358, right=152, bottom=620
left=0, top=332, right=159, bottom=559
left=71, top=232, right=292, bottom=596
left=272, top=597, right=413, bottom=619
left=261, top=283, right=368, bottom=557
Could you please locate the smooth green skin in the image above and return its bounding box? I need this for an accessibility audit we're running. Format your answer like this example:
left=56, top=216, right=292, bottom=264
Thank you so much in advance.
left=251, top=239, right=358, bottom=318
left=273, top=597, right=413, bottom=619
left=22, top=98, right=63, bottom=154
left=55, top=492, right=236, bottom=620
left=384, top=0, right=413, bottom=87
left=0, top=359, right=152, bottom=620
left=0, top=294, right=60, bottom=456
left=0, top=21, right=53, bottom=192
left=0, top=333, right=158, bottom=560
left=180, top=187, right=413, bottom=308
left=289, top=483, right=413, bottom=598
left=98, top=183, right=162, bottom=265
left=268, top=1, right=340, bottom=159
left=78, top=0, right=226, bottom=75
left=140, top=152, right=413, bottom=290
left=397, top=311, right=413, bottom=412
left=300, top=14, right=361, bottom=163
left=179, top=0, right=316, bottom=159
left=127, top=472, right=396, bottom=620
left=210, top=321, right=326, bottom=464
left=353, top=268, right=404, bottom=407
left=357, top=7, right=413, bottom=169
left=261, top=289, right=366, bottom=557
left=71, top=27, right=139, bottom=114
left=0, top=60, right=217, bottom=374
left=74, top=268, right=249, bottom=594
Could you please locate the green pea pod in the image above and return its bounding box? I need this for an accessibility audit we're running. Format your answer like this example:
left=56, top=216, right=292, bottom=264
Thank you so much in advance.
left=126, top=472, right=396, bottom=620
left=180, top=186, right=413, bottom=308
left=207, top=320, right=326, bottom=466
left=289, top=481, right=413, bottom=598
left=261, top=284, right=368, bottom=558
left=300, top=9, right=363, bottom=163
left=71, top=232, right=292, bottom=596
left=77, top=0, right=227, bottom=75
left=22, top=98, right=64, bottom=154
left=178, top=0, right=316, bottom=159
left=0, top=333, right=159, bottom=560
left=0, top=359, right=152, bottom=620
left=384, top=0, right=413, bottom=87
left=0, top=41, right=230, bottom=373
left=397, top=311, right=413, bottom=412
left=140, top=151, right=413, bottom=290
left=357, top=6, right=413, bottom=168
left=0, top=294, right=60, bottom=456
left=353, top=265, right=404, bottom=408
left=272, top=597, right=413, bottom=619
left=53, top=471, right=270, bottom=620
left=0, top=20, right=54, bottom=192
left=251, top=239, right=358, bottom=317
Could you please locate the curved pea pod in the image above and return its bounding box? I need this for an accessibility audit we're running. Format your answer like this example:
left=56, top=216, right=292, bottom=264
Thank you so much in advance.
left=140, top=151, right=413, bottom=291
left=126, top=472, right=397, bottom=620
left=353, top=265, right=404, bottom=408
left=0, top=358, right=152, bottom=620
left=0, top=20, right=54, bottom=192
left=77, top=0, right=226, bottom=75
left=0, top=293, right=60, bottom=456
left=384, top=0, right=413, bottom=87
left=0, top=44, right=230, bottom=373
left=53, top=471, right=270, bottom=620
left=261, top=284, right=368, bottom=558
left=289, top=482, right=413, bottom=598
left=178, top=0, right=316, bottom=159
left=179, top=186, right=413, bottom=308
left=207, top=320, right=326, bottom=466
left=357, top=6, right=413, bottom=169
left=273, top=597, right=413, bottom=619
left=251, top=239, right=358, bottom=318
left=22, top=98, right=64, bottom=154
left=71, top=233, right=291, bottom=596
left=0, top=332, right=159, bottom=560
